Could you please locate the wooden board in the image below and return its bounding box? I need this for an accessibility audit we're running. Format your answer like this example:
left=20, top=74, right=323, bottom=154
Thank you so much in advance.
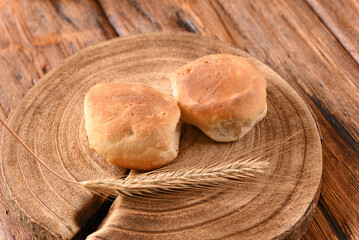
left=306, top=0, right=359, bottom=63
left=1, top=33, right=322, bottom=239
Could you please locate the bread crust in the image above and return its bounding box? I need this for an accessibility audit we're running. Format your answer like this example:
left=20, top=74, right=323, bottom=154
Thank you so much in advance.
left=171, top=54, right=267, bottom=142
left=84, top=82, right=181, bottom=170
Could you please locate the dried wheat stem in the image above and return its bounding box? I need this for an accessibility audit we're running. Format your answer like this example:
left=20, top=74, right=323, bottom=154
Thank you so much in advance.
left=81, top=157, right=268, bottom=198
left=0, top=117, right=79, bottom=184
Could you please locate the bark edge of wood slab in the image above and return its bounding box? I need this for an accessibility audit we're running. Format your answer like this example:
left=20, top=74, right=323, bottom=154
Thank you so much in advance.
left=0, top=32, right=322, bottom=240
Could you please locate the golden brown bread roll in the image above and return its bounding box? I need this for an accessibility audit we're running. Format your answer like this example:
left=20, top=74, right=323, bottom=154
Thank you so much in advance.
left=171, top=54, right=267, bottom=142
left=84, top=82, right=181, bottom=170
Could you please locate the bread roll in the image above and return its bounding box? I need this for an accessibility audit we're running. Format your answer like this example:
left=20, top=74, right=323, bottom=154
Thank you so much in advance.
left=171, top=54, right=267, bottom=142
left=84, top=82, right=181, bottom=170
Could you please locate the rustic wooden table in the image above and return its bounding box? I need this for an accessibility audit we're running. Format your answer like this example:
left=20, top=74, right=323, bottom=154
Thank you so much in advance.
left=0, top=1, right=358, bottom=239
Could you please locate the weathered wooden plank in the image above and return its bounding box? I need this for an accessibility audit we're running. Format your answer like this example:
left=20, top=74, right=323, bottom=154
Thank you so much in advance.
left=0, top=0, right=117, bottom=115
left=306, top=0, right=359, bottom=63
left=304, top=104, right=359, bottom=239
left=0, top=0, right=118, bottom=238
left=303, top=198, right=341, bottom=240
left=97, top=0, right=246, bottom=48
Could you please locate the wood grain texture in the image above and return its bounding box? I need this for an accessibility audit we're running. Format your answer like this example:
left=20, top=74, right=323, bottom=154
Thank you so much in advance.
left=0, top=0, right=117, bottom=116
left=0, top=0, right=358, bottom=239
left=306, top=0, right=359, bottom=63
left=0, top=0, right=118, bottom=239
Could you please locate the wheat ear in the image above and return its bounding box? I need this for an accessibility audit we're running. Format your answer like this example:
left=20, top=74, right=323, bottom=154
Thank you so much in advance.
left=81, top=157, right=268, bottom=198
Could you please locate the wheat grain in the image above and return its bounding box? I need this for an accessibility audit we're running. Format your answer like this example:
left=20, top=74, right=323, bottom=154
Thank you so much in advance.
left=81, top=157, right=268, bottom=198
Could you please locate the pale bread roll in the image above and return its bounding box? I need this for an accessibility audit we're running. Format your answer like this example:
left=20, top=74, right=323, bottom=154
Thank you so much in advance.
left=171, top=54, right=267, bottom=142
left=84, top=82, right=181, bottom=170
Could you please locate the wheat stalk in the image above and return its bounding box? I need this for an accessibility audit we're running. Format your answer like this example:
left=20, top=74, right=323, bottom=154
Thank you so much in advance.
left=81, top=157, right=268, bottom=198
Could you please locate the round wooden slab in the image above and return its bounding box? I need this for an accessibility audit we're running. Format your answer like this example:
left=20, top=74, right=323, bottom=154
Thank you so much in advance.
left=1, top=33, right=322, bottom=240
